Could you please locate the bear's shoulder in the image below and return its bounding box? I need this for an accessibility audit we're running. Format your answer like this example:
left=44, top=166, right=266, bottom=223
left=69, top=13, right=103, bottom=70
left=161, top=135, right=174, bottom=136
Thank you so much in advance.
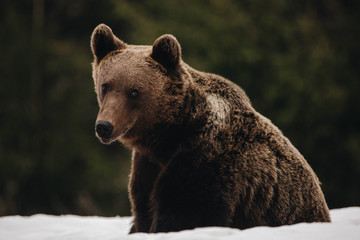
left=184, top=65, right=252, bottom=111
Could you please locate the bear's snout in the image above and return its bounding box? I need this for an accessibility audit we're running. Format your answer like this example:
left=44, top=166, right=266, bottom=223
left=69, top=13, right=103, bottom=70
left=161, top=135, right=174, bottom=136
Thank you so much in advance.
left=95, top=120, right=114, bottom=140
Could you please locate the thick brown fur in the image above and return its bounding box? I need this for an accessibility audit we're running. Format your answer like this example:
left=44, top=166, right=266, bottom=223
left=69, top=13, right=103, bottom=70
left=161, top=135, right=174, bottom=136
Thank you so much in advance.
left=90, top=24, right=331, bottom=233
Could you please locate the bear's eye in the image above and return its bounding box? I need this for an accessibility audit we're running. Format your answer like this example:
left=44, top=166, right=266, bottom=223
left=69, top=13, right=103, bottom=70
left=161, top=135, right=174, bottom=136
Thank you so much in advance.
left=128, top=89, right=139, bottom=98
left=101, top=83, right=109, bottom=95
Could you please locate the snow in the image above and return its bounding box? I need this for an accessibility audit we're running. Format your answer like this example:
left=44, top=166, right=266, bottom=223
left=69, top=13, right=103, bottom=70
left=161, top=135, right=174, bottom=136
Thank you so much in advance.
left=0, top=207, right=359, bottom=240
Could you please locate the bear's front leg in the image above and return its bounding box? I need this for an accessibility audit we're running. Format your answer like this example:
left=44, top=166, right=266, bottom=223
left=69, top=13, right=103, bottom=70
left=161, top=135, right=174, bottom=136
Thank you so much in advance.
left=129, top=151, right=161, bottom=233
left=149, top=153, right=235, bottom=232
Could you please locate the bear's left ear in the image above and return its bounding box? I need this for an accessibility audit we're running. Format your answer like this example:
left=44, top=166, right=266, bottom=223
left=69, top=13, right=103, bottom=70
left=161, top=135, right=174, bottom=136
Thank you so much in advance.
left=91, top=24, right=126, bottom=64
left=151, top=34, right=181, bottom=70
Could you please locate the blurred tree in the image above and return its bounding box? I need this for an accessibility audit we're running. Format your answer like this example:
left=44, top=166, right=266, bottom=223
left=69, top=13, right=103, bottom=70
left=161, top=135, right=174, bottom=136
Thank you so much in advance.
left=0, top=0, right=359, bottom=216
left=0, top=0, right=132, bottom=216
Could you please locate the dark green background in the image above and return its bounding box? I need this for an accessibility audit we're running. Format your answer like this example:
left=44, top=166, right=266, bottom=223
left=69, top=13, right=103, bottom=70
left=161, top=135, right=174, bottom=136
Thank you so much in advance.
left=1, top=0, right=359, bottom=216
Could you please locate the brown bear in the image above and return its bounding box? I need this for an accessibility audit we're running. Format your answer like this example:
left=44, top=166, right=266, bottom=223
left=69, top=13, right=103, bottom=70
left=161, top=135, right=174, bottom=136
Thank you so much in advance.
left=90, top=24, right=331, bottom=233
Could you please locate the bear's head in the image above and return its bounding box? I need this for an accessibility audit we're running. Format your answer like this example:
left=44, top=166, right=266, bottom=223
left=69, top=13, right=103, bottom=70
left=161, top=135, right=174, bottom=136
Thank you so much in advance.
left=91, top=24, right=189, bottom=147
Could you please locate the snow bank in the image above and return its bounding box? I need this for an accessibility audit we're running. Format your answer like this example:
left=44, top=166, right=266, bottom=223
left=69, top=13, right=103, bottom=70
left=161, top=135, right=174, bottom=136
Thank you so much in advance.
left=0, top=207, right=359, bottom=240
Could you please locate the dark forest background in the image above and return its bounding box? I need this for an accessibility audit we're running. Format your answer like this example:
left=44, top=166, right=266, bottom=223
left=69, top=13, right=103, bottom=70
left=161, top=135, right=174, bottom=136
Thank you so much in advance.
left=0, top=0, right=359, bottom=216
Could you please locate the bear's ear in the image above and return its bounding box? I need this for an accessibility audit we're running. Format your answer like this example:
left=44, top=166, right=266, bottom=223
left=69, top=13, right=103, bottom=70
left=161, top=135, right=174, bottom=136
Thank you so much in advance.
left=151, top=34, right=181, bottom=70
left=91, top=24, right=126, bottom=64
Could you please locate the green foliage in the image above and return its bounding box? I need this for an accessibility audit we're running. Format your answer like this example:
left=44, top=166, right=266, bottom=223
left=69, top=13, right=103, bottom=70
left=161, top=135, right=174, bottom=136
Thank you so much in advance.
left=0, top=0, right=359, bottom=216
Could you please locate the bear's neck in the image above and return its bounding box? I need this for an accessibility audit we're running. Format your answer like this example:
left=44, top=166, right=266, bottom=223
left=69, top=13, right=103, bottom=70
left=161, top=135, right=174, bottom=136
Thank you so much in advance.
left=134, top=83, right=207, bottom=167
left=132, top=123, right=198, bottom=167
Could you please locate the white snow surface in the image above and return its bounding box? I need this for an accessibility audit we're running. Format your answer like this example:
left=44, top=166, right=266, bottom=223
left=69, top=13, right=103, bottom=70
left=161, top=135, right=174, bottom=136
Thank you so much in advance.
left=0, top=207, right=359, bottom=240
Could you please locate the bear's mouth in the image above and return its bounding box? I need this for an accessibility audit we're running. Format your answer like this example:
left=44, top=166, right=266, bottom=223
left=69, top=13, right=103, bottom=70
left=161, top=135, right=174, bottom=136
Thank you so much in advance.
left=97, top=120, right=137, bottom=144
left=98, top=136, right=115, bottom=145
left=97, top=129, right=121, bottom=145
left=119, top=120, right=137, bottom=141
left=120, top=125, right=135, bottom=139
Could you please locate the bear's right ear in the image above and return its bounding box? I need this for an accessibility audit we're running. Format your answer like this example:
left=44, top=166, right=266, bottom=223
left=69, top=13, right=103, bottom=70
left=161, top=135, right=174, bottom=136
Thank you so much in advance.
left=151, top=34, right=181, bottom=70
left=91, top=24, right=126, bottom=64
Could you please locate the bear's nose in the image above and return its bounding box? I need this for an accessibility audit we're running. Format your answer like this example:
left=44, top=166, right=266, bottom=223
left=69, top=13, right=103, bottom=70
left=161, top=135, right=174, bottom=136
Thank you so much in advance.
left=95, top=120, right=114, bottom=139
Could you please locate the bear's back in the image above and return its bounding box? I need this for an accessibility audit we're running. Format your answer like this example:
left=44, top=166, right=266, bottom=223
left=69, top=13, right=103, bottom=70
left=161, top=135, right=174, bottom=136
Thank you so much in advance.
left=184, top=65, right=331, bottom=226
